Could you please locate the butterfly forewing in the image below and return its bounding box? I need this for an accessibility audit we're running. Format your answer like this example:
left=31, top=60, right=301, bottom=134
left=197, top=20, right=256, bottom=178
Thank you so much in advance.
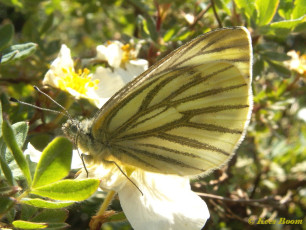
left=91, top=27, right=252, bottom=176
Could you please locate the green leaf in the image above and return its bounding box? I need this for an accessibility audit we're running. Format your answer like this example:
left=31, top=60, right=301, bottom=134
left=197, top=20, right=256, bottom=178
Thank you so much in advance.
left=0, top=197, right=15, bottom=214
left=2, top=121, right=29, bottom=183
left=253, top=57, right=264, bottom=78
left=1, top=43, right=37, bottom=64
left=2, top=120, right=32, bottom=186
left=267, top=60, right=291, bottom=77
left=127, top=0, right=158, bottom=41
left=255, top=0, right=279, bottom=26
left=15, top=208, right=69, bottom=229
left=175, top=30, right=192, bottom=41
left=163, top=28, right=176, bottom=42
left=278, top=0, right=294, bottom=20
left=234, top=0, right=256, bottom=24
left=262, top=51, right=291, bottom=62
left=1, top=50, right=18, bottom=63
left=12, top=220, right=47, bottom=229
left=137, top=15, right=150, bottom=37
left=43, top=40, right=61, bottom=56
left=31, top=209, right=68, bottom=223
left=292, top=0, right=306, bottom=19
left=31, top=179, right=100, bottom=201
left=0, top=103, right=14, bottom=185
left=40, top=13, right=54, bottom=36
left=32, top=137, right=73, bottom=188
left=0, top=101, right=3, bottom=137
left=106, top=211, right=127, bottom=222
left=20, top=204, right=38, bottom=221
left=144, top=16, right=158, bottom=42
left=0, top=24, right=14, bottom=51
left=215, top=0, right=231, bottom=15
left=42, top=223, right=69, bottom=230
left=21, top=198, right=74, bottom=209
left=1, top=0, right=23, bottom=8
left=12, top=121, right=29, bottom=147
left=260, top=15, right=306, bottom=36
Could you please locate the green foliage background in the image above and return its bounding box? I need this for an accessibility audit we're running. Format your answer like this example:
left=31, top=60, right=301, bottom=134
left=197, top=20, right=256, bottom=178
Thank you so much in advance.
left=0, top=0, right=305, bottom=229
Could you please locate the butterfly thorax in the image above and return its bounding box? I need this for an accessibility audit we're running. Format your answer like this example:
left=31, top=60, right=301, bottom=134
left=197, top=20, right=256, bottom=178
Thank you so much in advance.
left=62, top=119, right=108, bottom=160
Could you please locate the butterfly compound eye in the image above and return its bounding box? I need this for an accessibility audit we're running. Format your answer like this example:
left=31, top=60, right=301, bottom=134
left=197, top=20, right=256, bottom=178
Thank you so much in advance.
left=70, top=122, right=78, bottom=133
left=62, top=119, right=79, bottom=140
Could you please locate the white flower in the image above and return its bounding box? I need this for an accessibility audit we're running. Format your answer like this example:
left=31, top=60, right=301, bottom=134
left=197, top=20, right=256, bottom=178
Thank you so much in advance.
left=119, top=171, right=209, bottom=230
left=297, top=108, right=306, bottom=122
left=43, top=43, right=148, bottom=108
left=284, top=50, right=306, bottom=76
left=96, top=41, right=124, bottom=68
left=92, top=59, right=147, bottom=107
left=92, top=41, right=148, bottom=107
left=24, top=143, right=83, bottom=169
left=78, top=163, right=210, bottom=230
left=43, top=44, right=74, bottom=87
left=43, top=44, right=100, bottom=105
left=181, top=12, right=195, bottom=25
left=96, top=41, right=146, bottom=69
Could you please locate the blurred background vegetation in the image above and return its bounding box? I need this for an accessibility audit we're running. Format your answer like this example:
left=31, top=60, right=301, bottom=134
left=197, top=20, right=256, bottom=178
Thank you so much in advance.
left=0, top=0, right=305, bottom=229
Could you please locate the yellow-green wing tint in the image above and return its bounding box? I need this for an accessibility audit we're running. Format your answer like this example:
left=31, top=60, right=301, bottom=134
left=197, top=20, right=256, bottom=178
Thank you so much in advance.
left=92, top=27, right=252, bottom=176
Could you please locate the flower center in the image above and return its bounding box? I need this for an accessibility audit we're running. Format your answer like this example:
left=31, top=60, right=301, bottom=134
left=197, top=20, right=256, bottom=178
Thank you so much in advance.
left=121, top=44, right=136, bottom=65
left=57, top=67, right=99, bottom=96
left=297, top=53, right=306, bottom=75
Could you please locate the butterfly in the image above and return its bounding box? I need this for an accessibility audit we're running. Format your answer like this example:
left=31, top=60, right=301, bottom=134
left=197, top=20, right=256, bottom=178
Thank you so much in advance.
left=63, top=26, right=253, bottom=177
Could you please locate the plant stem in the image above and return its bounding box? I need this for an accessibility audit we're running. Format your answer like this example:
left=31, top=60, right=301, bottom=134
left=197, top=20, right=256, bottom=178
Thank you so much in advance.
left=96, top=190, right=116, bottom=216
left=89, top=190, right=116, bottom=230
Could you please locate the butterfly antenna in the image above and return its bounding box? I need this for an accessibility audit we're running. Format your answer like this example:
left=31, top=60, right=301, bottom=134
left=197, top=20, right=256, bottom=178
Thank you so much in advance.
left=9, top=97, right=67, bottom=117
left=107, top=160, right=143, bottom=196
left=11, top=87, right=90, bottom=178
left=33, top=86, right=91, bottom=177
left=33, top=86, right=72, bottom=120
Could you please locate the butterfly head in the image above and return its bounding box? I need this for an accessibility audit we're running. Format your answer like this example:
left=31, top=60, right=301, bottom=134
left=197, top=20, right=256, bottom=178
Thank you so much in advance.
left=62, top=119, right=79, bottom=141
left=62, top=118, right=95, bottom=154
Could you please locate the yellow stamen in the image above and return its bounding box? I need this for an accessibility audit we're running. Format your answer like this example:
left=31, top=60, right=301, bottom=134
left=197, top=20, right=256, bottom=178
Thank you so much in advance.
left=298, top=54, right=306, bottom=75
left=58, top=67, right=99, bottom=96
left=121, top=43, right=136, bottom=64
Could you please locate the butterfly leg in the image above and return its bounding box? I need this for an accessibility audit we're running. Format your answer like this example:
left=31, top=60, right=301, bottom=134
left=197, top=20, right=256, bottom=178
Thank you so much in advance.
left=103, top=160, right=143, bottom=196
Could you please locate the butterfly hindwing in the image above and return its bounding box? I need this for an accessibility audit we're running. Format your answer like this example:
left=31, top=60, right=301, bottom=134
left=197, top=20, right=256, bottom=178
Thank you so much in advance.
left=91, top=27, right=252, bottom=176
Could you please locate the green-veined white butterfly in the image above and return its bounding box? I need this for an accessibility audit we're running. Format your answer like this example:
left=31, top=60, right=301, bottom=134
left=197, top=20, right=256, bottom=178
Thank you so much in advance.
left=63, top=26, right=252, bottom=177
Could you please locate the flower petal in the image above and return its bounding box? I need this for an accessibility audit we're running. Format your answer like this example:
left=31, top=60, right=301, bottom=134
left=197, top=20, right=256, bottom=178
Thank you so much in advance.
left=96, top=42, right=123, bottom=68
left=118, top=171, right=209, bottom=230
left=107, top=43, right=123, bottom=68
left=77, top=163, right=127, bottom=192
left=116, top=60, right=148, bottom=84
left=297, top=108, right=306, bottom=122
left=93, top=67, right=126, bottom=98
left=24, top=143, right=43, bottom=163
left=43, top=44, right=74, bottom=88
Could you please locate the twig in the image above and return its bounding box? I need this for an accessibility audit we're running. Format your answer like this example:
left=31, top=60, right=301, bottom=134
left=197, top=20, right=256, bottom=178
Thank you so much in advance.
left=197, top=192, right=291, bottom=207
left=190, top=3, right=212, bottom=28
left=210, top=0, right=223, bottom=28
